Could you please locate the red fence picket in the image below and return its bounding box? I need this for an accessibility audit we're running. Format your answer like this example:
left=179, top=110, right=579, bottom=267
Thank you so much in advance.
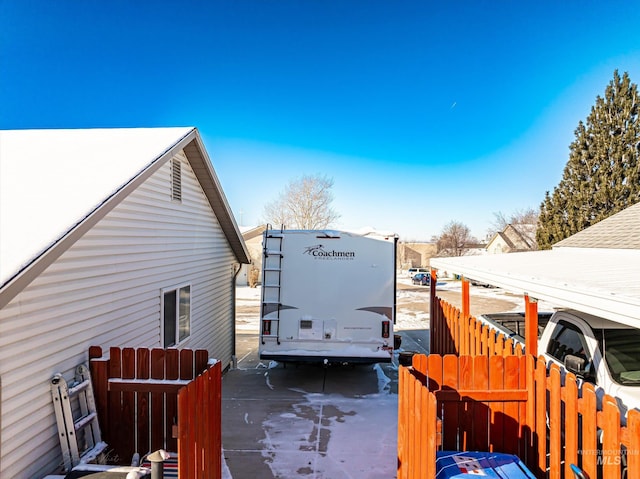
left=89, top=346, right=220, bottom=478
left=178, top=360, right=222, bottom=479
left=430, top=297, right=523, bottom=357
left=404, top=298, right=640, bottom=479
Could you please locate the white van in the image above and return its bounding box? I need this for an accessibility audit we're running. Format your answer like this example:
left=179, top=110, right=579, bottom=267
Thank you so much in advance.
left=407, top=267, right=429, bottom=277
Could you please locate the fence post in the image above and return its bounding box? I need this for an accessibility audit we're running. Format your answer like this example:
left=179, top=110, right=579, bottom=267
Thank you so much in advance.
left=628, top=410, right=640, bottom=479
left=563, top=374, right=579, bottom=479
left=602, top=395, right=621, bottom=479
left=88, top=346, right=109, bottom=439
left=580, top=383, right=598, bottom=478
left=524, top=295, right=538, bottom=358
left=425, top=391, right=437, bottom=479
left=429, top=268, right=437, bottom=354
left=525, top=354, right=535, bottom=466
left=461, top=277, right=469, bottom=321
left=397, top=367, right=406, bottom=479
left=535, top=356, right=547, bottom=476
left=549, top=364, right=562, bottom=479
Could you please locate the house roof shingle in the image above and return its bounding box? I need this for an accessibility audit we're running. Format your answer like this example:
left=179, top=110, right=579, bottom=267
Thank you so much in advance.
left=554, top=202, right=640, bottom=249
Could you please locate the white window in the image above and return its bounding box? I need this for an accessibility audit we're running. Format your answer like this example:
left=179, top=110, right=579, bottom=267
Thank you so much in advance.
left=162, top=285, right=191, bottom=347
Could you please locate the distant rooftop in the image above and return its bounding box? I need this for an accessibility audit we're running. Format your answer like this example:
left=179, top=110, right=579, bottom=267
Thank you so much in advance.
left=430, top=200, right=640, bottom=328
left=555, top=201, right=640, bottom=249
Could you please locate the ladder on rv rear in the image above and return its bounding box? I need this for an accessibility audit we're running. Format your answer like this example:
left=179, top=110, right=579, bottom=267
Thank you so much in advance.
left=51, top=364, right=106, bottom=471
left=261, top=228, right=284, bottom=345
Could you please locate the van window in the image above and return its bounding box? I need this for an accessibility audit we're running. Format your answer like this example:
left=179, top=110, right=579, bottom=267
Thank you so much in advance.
left=408, top=267, right=428, bottom=277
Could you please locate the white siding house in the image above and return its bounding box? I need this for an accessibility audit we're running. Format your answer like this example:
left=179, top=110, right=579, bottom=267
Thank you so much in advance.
left=0, top=127, right=249, bottom=478
left=485, top=223, right=537, bottom=254
left=237, top=225, right=267, bottom=286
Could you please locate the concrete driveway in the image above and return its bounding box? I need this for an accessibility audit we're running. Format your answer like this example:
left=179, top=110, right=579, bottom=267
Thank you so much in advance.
left=221, top=327, right=429, bottom=479
left=222, top=279, right=519, bottom=478
left=222, top=359, right=394, bottom=478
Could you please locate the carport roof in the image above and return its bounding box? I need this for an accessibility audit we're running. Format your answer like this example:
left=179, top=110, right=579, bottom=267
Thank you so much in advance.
left=430, top=202, right=640, bottom=328
left=431, top=248, right=640, bottom=327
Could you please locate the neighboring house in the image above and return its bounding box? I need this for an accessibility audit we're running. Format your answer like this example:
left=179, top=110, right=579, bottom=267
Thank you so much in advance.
left=398, top=242, right=437, bottom=270
left=0, top=127, right=250, bottom=478
left=486, top=224, right=537, bottom=254
left=236, top=225, right=267, bottom=286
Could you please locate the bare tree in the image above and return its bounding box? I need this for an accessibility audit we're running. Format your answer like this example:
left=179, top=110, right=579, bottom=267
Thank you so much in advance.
left=436, top=221, right=475, bottom=256
left=262, top=174, right=340, bottom=229
left=488, top=207, right=539, bottom=237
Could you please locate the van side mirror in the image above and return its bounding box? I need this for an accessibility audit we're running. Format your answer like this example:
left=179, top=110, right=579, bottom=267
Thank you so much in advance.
left=565, top=354, right=593, bottom=381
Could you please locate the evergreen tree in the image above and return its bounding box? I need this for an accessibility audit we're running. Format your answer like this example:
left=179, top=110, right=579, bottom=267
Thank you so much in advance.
left=537, top=70, right=640, bottom=249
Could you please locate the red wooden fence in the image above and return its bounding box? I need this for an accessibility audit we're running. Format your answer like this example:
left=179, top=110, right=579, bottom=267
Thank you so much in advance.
left=409, top=297, right=640, bottom=479
left=430, top=297, right=524, bottom=357
left=178, top=360, right=222, bottom=479
left=399, top=353, right=640, bottom=479
left=397, top=365, right=438, bottom=479
left=89, top=346, right=221, bottom=479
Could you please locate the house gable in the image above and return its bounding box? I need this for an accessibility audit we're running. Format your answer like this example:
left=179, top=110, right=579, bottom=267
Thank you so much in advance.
left=0, top=128, right=249, bottom=309
left=486, top=224, right=537, bottom=254
left=0, top=148, right=239, bottom=477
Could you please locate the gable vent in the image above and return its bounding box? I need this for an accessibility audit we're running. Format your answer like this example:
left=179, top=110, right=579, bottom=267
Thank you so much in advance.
left=171, top=158, right=182, bottom=201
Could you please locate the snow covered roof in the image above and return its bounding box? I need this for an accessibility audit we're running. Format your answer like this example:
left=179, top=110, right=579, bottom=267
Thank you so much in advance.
left=430, top=202, right=640, bottom=328
left=487, top=223, right=537, bottom=252
left=241, top=225, right=267, bottom=241
left=0, top=127, right=249, bottom=306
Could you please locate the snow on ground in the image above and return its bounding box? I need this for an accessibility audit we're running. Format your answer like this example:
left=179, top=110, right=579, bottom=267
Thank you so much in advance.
left=227, top=279, right=559, bottom=478
left=255, top=371, right=397, bottom=478
left=420, top=277, right=561, bottom=312
left=230, top=285, right=400, bottom=478
left=236, top=284, right=261, bottom=303
left=238, top=277, right=560, bottom=318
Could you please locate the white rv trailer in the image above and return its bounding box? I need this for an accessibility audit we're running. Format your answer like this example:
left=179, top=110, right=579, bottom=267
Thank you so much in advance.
left=259, top=228, right=397, bottom=363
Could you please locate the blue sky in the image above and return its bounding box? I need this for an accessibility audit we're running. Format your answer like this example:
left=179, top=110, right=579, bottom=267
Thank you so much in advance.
left=2, top=1, right=640, bottom=240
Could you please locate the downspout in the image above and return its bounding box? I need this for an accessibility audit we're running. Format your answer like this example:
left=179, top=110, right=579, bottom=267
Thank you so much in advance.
left=231, top=262, right=243, bottom=369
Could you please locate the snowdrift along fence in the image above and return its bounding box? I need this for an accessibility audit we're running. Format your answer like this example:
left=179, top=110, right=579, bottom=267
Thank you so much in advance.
left=410, top=298, right=640, bottom=479
left=88, top=346, right=222, bottom=479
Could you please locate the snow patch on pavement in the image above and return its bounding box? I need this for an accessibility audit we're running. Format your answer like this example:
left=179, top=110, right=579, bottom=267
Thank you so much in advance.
left=259, top=389, right=397, bottom=478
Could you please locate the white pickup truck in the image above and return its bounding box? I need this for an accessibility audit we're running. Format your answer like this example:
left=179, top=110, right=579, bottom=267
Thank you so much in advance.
left=478, top=309, right=640, bottom=418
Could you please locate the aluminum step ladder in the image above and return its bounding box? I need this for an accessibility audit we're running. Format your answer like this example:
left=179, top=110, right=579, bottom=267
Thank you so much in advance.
left=261, top=227, right=284, bottom=345
left=51, top=364, right=107, bottom=472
